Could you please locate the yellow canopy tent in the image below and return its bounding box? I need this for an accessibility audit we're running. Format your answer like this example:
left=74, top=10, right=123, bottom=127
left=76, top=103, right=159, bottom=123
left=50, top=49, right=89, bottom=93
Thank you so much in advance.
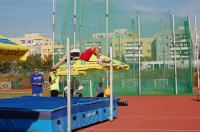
left=56, top=65, right=86, bottom=76
left=57, top=54, right=129, bottom=75
left=0, top=35, right=29, bottom=61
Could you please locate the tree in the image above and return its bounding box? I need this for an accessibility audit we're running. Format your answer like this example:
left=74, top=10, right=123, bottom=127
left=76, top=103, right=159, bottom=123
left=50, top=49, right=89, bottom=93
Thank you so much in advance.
left=42, top=54, right=53, bottom=69
left=141, top=56, right=152, bottom=61
left=18, top=54, right=43, bottom=70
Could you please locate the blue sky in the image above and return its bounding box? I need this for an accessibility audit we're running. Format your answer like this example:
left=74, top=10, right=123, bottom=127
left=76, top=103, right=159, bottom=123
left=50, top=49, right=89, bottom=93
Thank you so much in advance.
left=0, top=0, right=200, bottom=37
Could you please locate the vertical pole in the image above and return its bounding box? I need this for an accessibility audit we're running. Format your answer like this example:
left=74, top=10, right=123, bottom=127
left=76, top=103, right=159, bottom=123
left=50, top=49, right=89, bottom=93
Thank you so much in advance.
left=73, top=0, right=76, bottom=49
left=188, top=16, right=191, bottom=29
left=110, top=47, right=113, bottom=121
left=66, top=38, right=71, bottom=132
left=195, top=13, right=199, bottom=87
left=106, top=0, right=109, bottom=88
left=106, top=0, right=109, bottom=54
left=137, top=10, right=141, bottom=95
left=52, top=0, right=56, bottom=67
left=161, top=18, right=166, bottom=79
left=90, top=80, right=93, bottom=97
left=79, top=0, right=83, bottom=50
left=171, top=10, right=178, bottom=94
left=131, top=19, right=136, bottom=90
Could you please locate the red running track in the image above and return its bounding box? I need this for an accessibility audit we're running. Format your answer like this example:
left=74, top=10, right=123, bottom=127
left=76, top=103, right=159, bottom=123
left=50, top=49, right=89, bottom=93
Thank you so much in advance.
left=78, top=96, right=200, bottom=132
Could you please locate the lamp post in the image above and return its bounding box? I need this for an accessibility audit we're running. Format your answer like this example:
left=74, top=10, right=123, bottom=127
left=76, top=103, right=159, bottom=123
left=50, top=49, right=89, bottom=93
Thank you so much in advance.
left=169, top=10, right=178, bottom=95
left=137, top=10, right=141, bottom=95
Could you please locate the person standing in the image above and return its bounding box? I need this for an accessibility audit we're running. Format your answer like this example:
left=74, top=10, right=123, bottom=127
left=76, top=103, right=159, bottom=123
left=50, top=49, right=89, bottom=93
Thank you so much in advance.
left=30, top=67, right=44, bottom=96
left=49, top=68, right=60, bottom=97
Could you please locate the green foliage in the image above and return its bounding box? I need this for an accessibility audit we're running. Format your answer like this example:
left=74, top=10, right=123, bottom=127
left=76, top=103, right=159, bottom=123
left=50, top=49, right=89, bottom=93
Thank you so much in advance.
left=141, top=57, right=153, bottom=61
left=0, top=62, right=12, bottom=72
left=42, top=55, right=53, bottom=69
left=18, top=54, right=43, bottom=69
left=121, top=54, right=126, bottom=63
left=0, top=55, right=52, bottom=72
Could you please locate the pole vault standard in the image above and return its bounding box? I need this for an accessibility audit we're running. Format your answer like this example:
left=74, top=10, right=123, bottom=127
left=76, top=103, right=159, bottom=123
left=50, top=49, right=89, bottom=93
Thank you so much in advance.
left=66, top=38, right=71, bottom=132
left=52, top=0, right=56, bottom=67
left=105, top=0, right=113, bottom=121
left=109, top=47, right=113, bottom=121
left=73, top=0, right=76, bottom=49
left=105, top=0, right=109, bottom=55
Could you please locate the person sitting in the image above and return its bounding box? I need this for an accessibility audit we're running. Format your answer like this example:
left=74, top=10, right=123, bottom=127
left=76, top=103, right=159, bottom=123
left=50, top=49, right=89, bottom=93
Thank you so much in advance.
left=104, top=86, right=128, bottom=106
left=104, top=86, right=110, bottom=97
left=74, top=84, right=84, bottom=97
left=96, top=82, right=104, bottom=97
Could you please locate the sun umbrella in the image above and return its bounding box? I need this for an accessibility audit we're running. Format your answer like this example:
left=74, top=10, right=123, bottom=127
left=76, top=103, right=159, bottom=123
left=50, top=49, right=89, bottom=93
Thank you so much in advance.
left=56, top=66, right=86, bottom=76
left=57, top=54, right=129, bottom=75
left=0, top=35, right=29, bottom=61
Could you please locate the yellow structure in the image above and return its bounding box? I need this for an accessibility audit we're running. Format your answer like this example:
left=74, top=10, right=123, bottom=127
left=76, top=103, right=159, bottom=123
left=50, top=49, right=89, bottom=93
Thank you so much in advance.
left=56, top=54, right=129, bottom=76
left=0, top=35, right=29, bottom=61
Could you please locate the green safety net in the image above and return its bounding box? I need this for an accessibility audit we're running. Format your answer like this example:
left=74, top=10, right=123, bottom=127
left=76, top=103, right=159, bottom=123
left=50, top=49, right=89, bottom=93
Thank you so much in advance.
left=55, top=0, right=193, bottom=96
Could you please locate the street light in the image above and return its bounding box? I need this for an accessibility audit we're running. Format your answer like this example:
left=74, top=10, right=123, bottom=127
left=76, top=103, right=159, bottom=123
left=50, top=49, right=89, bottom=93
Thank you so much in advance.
left=169, top=9, right=178, bottom=95
left=137, top=9, right=141, bottom=95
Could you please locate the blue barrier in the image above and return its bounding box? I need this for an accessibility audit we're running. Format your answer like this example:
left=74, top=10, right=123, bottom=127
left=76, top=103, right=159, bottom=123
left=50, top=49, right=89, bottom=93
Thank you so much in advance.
left=100, top=97, right=118, bottom=121
left=0, top=96, right=118, bottom=131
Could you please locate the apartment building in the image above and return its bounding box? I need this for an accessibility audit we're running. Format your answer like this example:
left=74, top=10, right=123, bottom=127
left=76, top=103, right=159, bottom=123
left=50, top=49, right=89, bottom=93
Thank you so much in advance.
left=155, top=26, right=192, bottom=62
left=10, top=33, right=64, bottom=61
left=111, top=29, right=155, bottom=63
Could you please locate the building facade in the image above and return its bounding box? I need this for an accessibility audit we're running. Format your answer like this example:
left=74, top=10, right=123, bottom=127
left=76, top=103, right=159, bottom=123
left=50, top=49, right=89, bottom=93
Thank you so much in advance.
left=111, top=29, right=155, bottom=63
left=155, top=26, right=192, bottom=62
left=190, top=28, right=200, bottom=65
left=10, top=33, right=65, bottom=61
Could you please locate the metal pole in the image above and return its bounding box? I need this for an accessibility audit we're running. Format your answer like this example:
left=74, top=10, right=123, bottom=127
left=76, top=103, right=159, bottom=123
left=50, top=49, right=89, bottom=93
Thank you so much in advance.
left=106, top=0, right=109, bottom=88
left=79, top=0, right=83, bottom=50
left=106, top=0, right=109, bottom=54
left=73, top=0, right=76, bottom=49
left=137, top=10, right=141, bottom=95
left=161, top=18, right=166, bottom=79
left=52, top=0, right=56, bottom=67
left=110, top=46, right=113, bottom=121
left=131, top=19, right=136, bottom=88
left=66, top=38, right=71, bottom=132
left=195, top=13, right=199, bottom=87
left=170, top=10, right=178, bottom=94
left=188, top=15, right=191, bottom=29
left=90, top=80, right=93, bottom=97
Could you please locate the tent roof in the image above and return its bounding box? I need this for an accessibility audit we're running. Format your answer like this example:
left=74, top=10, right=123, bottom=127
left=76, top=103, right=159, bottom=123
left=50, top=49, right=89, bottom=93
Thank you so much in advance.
left=0, top=35, right=29, bottom=61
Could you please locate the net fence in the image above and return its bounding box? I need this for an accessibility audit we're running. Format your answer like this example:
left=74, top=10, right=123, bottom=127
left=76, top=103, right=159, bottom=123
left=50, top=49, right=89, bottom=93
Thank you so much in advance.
left=55, top=0, right=194, bottom=96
